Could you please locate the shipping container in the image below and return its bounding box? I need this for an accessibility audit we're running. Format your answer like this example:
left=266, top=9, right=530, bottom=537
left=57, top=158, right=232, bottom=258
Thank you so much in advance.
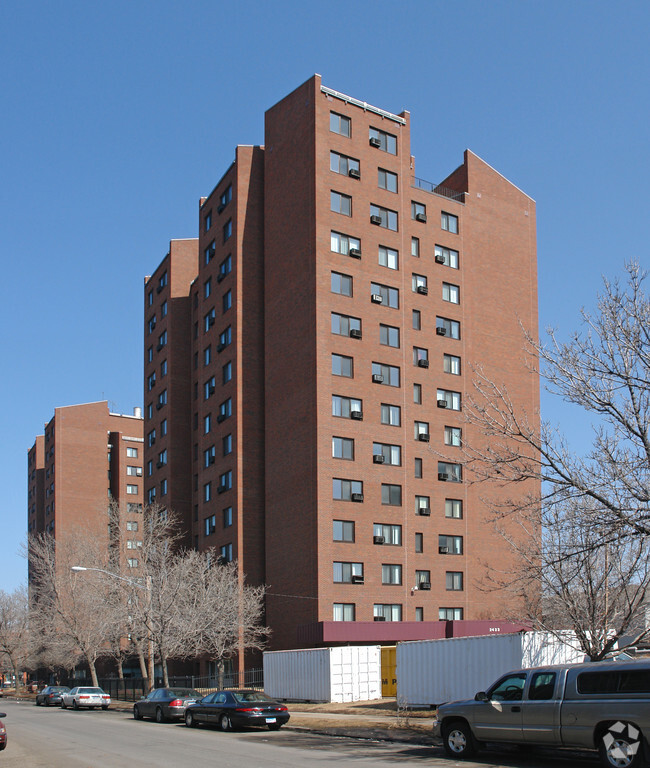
left=397, top=631, right=584, bottom=707
left=381, top=646, right=397, bottom=697
left=263, top=645, right=382, bottom=703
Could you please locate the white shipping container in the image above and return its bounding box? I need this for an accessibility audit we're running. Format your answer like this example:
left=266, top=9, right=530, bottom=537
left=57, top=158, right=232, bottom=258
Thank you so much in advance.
left=397, top=631, right=583, bottom=707
left=263, top=645, right=382, bottom=703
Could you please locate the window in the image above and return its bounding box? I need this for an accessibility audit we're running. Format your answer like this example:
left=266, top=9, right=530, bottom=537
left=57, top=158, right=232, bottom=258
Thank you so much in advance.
left=378, top=245, right=398, bottom=270
left=413, top=347, right=428, bottom=365
left=331, top=191, right=352, bottom=216
left=333, top=603, right=355, bottom=621
left=444, top=354, right=461, bottom=375
left=412, top=273, right=428, bottom=292
left=415, top=457, right=423, bottom=478
left=435, top=245, right=459, bottom=268
left=446, top=571, right=464, bottom=591
left=204, top=308, right=216, bottom=333
left=416, top=570, right=431, bottom=587
left=126, top=521, right=139, bottom=531
left=382, top=564, right=402, bottom=585
left=126, top=447, right=138, bottom=458
left=439, top=534, right=463, bottom=554
left=370, top=204, right=398, bottom=231
left=440, top=607, right=464, bottom=620
left=379, top=324, right=400, bottom=348
left=380, top=403, right=401, bottom=426
left=369, top=127, right=397, bottom=154
left=441, top=211, right=459, bottom=233
left=147, top=488, right=155, bottom=504
left=333, top=562, right=363, bottom=583
left=414, top=383, right=422, bottom=404
left=147, top=290, right=153, bottom=306
left=374, top=523, right=401, bottom=546
left=205, top=240, right=216, bottom=265
left=146, top=459, right=153, bottom=477
left=161, top=301, right=167, bottom=318
left=126, top=484, right=138, bottom=495
left=333, top=520, right=355, bottom=542
left=219, top=470, right=232, bottom=492
left=204, top=445, right=216, bottom=468
left=127, top=558, right=139, bottom=568
left=529, top=672, right=557, bottom=701
left=157, top=449, right=167, bottom=466
left=437, top=316, right=460, bottom=339
left=330, top=151, right=359, bottom=175
left=219, top=326, right=232, bottom=349
left=331, top=231, right=360, bottom=256
left=223, top=218, right=232, bottom=243
left=222, top=361, right=232, bottom=384
left=381, top=484, right=402, bottom=506
left=332, top=436, right=354, bottom=460
left=332, top=353, right=353, bottom=377
left=332, top=395, right=362, bottom=418
left=204, top=414, right=212, bottom=434
left=147, top=346, right=153, bottom=363
left=218, top=254, right=232, bottom=280
left=147, top=429, right=156, bottom=448
left=204, top=210, right=212, bottom=232
left=330, top=111, right=350, bottom=137
left=438, top=461, right=463, bottom=482
left=223, top=434, right=232, bottom=455
left=443, top=282, right=460, bottom=304
left=415, top=607, right=424, bottom=622
left=222, top=289, right=232, bottom=313
left=411, top=201, right=426, bottom=220
left=147, top=373, right=156, bottom=391
left=373, top=442, right=401, bottom=466
left=158, top=271, right=168, bottom=291
left=412, top=310, right=421, bottom=330
left=331, top=271, right=353, bottom=296
left=378, top=168, right=398, bottom=192
left=446, top=499, right=463, bottom=519
left=374, top=604, right=401, bottom=621
left=160, top=478, right=167, bottom=496
left=220, top=184, right=232, bottom=209
left=219, top=397, right=232, bottom=419
left=333, top=478, right=363, bottom=501
left=372, top=362, right=400, bottom=387
left=370, top=282, right=399, bottom=308
left=331, top=312, right=361, bottom=337
left=414, top=421, right=429, bottom=439
left=415, top=495, right=430, bottom=514
left=160, top=359, right=167, bottom=377
left=148, top=315, right=157, bottom=335
left=204, top=376, right=216, bottom=400
left=204, top=346, right=211, bottom=367
left=445, top=426, right=462, bottom=447
left=415, top=532, right=423, bottom=553
left=411, top=237, right=420, bottom=257
left=438, top=388, right=461, bottom=410
left=223, top=506, right=233, bottom=528
left=205, top=280, right=214, bottom=302
left=220, top=543, right=233, bottom=563
left=158, top=330, right=167, bottom=349
left=205, top=515, right=216, bottom=536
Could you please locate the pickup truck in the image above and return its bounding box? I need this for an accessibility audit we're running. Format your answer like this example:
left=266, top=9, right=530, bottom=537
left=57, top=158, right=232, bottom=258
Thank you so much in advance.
left=433, top=659, right=650, bottom=768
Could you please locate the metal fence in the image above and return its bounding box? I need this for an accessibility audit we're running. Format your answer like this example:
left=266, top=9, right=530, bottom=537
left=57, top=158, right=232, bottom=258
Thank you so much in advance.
left=412, top=177, right=466, bottom=203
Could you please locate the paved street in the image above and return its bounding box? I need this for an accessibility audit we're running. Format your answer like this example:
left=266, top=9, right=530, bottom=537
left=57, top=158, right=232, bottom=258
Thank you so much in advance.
left=0, top=700, right=601, bottom=768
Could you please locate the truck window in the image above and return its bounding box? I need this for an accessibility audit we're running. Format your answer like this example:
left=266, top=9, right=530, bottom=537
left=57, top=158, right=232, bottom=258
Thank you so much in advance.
left=529, top=672, right=556, bottom=700
left=488, top=673, right=527, bottom=702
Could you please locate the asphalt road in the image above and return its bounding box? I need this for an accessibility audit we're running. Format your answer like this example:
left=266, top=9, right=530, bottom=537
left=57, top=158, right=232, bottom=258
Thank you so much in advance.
left=0, top=700, right=602, bottom=768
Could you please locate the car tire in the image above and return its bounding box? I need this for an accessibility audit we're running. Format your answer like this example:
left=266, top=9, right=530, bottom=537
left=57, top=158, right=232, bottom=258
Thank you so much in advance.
left=155, top=707, right=165, bottom=723
left=599, top=722, right=644, bottom=768
left=134, top=705, right=142, bottom=720
left=185, top=711, right=196, bottom=728
left=219, top=714, right=232, bottom=732
left=61, top=701, right=67, bottom=709
left=73, top=699, right=79, bottom=710
left=442, top=719, right=477, bottom=759
left=35, top=698, right=41, bottom=706
left=102, top=705, right=109, bottom=710
left=45, top=699, right=50, bottom=707
left=268, top=723, right=282, bottom=731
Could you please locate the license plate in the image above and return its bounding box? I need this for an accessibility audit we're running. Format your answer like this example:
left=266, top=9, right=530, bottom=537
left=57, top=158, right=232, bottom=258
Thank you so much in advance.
left=265, top=717, right=276, bottom=723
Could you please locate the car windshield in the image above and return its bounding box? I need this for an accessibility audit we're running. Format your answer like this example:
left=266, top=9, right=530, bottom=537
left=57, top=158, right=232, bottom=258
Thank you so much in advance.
left=52, top=687, right=69, bottom=692
left=169, top=689, right=199, bottom=697
left=232, top=691, right=273, bottom=704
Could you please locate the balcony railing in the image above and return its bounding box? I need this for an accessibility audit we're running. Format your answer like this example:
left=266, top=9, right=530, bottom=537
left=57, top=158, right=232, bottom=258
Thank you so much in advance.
left=412, top=177, right=465, bottom=204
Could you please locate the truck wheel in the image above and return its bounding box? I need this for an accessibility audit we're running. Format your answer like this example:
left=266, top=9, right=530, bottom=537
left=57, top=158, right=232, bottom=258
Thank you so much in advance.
left=599, top=722, right=643, bottom=768
left=442, top=720, right=477, bottom=759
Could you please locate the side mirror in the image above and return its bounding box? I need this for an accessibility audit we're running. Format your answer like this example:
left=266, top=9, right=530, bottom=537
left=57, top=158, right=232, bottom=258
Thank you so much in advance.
left=475, top=691, right=488, bottom=702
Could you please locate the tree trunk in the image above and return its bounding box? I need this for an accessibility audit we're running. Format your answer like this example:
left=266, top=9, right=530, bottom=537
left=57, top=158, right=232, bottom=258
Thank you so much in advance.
left=133, top=638, right=149, bottom=689
left=161, top=654, right=169, bottom=688
left=217, top=658, right=225, bottom=690
left=87, top=656, right=99, bottom=687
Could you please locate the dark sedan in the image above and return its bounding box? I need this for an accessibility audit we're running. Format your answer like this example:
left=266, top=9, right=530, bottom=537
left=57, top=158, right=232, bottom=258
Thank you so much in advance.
left=35, top=686, right=70, bottom=707
left=133, top=688, right=201, bottom=722
left=184, top=690, right=289, bottom=731
left=0, top=711, right=6, bottom=751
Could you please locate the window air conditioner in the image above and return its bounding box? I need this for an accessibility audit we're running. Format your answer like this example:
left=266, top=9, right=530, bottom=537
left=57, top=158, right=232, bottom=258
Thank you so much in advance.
left=348, top=248, right=361, bottom=258
left=209, top=456, right=215, bottom=465
left=374, top=615, right=386, bottom=621
left=156, top=461, right=163, bottom=469
left=348, top=168, right=361, bottom=179
left=351, top=493, right=364, bottom=502
left=372, top=374, right=384, bottom=383
left=436, top=327, right=447, bottom=336
left=216, top=413, right=226, bottom=423
left=369, top=136, right=381, bottom=148
left=419, top=581, right=431, bottom=590
left=370, top=215, right=382, bottom=225
left=415, top=212, right=427, bottom=223
left=217, top=272, right=226, bottom=283
left=156, top=403, right=163, bottom=410
left=435, top=254, right=446, bottom=264
left=351, top=574, right=364, bottom=584
left=349, top=329, right=362, bottom=339
left=417, top=359, right=429, bottom=368
left=350, top=410, right=363, bottom=420
left=150, top=437, right=156, bottom=445
left=373, top=455, right=385, bottom=464
left=217, top=485, right=227, bottom=494
left=371, top=294, right=383, bottom=304
left=418, top=433, right=430, bottom=442
left=439, top=546, right=449, bottom=554
left=438, top=473, right=449, bottom=481
left=437, top=400, right=448, bottom=408
left=217, top=203, right=226, bottom=214
left=373, top=535, right=385, bottom=545
left=416, top=285, right=428, bottom=295
left=418, top=507, right=431, bottom=516
left=217, top=342, right=226, bottom=353
left=157, top=343, right=163, bottom=351
left=156, top=285, right=163, bottom=294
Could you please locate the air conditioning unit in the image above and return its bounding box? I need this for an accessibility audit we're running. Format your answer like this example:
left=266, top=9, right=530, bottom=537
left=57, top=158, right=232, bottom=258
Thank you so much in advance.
left=217, top=342, right=226, bottom=353
left=373, top=455, right=385, bottom=464
left=217, top=203, right=226, bottom=214
left=156, top=461, right=163, bottom=469
left=348, top=247, right=361, bottom=258
left=439, top=546, right=449, bottom=554
left=435, top=254, right=446, bottom=264
left=369, top=137, right=381, bottom=148
left=217, top=272, right=226, bottom=283
left=418, top=433, right=430, bottom=442
left=350, top=410, right=363, bottom=420
left=217, top=485, right=227, bottom=494
left=419, top=581, right=431, bottom=590
left=351, top=574, right=364, bottom=584
left=350, top=329, right=362, bottom=339
left=209, top=456, right=215, bottom=465
left=373, top=535, right=385, bottom=545
left=351, top=493, right=364, bottom=502
left=371, top=293, right=383, bottom=304
left=437, top=400, right=448, bottom=408
left=370, top=214, right=382, bottom=225
left=416, top=285, right=428, bottom=295
left=372, top=374, right=384, bottom=383
left=156, top=403, right=163, bottom=410
left=436, top=327, right=447, bottom=336
left=418, top=507, right=431, bottom=516
left=156, top=285, right=164, bottom=294
left=217, top=413, right=227, bottom=423
left=374, top=615, right=386, bottom=621
left=348, top=168, right=361, bottom=179
left=415, top=213, right=427, bottom=223
left=150, top=437, right=156, bottom=445
left=208, top=316, right=215, bottom=326
left=417, top=359, right=429, bottom=368
left=136, top=468, right=143, bottom=476
left=208, top=385, right=216, bottom=395
left=438, top=473, right=449, bottom=482
left=156, top=343, right=163, bottom=351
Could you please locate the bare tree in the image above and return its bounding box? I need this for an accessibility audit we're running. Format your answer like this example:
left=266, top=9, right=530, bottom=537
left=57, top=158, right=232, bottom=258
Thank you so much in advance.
left=0, top=586, right=30, bottom=692
left=464, top=263, right=650, bottom=658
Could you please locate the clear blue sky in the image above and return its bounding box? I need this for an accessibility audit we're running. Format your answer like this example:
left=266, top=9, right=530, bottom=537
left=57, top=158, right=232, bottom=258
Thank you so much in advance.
left=2, top=0, right=648, bottom=591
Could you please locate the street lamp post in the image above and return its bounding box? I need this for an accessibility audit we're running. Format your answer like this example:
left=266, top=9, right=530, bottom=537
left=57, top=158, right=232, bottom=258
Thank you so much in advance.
left=71, top=566, right=155, bottom=691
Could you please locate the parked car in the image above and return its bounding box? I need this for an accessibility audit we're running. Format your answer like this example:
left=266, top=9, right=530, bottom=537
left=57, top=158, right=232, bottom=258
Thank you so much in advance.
left=0, top=712, right=6, bottom=751
left=60, top=687, right=111, bottom=710
left=35, top=686, right=70, bottom=707
left=184, top=690, right=289, bottom=731
left=133, top=688, right=201, bottom=722
left=433, top=659, right=650, bottom=768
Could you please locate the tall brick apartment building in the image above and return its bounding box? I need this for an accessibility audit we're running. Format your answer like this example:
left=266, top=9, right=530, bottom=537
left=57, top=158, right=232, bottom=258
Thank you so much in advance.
left=144, top=75, right=538, bottom=653
left=28, top=401, right=144, bottom=553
